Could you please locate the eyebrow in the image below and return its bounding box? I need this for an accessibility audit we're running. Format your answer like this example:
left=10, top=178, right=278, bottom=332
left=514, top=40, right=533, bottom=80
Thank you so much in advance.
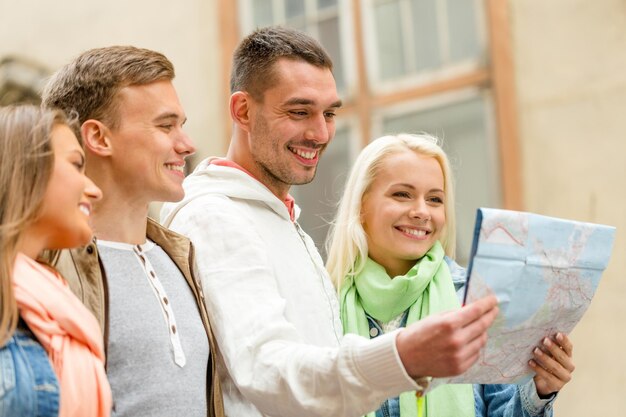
left=284, top=98, right=343, bottom=108
left=393, top=183, right=444, bottom=193
left=153, top=112, right=187, bottom=125
left=392, top=183, right=416, bottom=191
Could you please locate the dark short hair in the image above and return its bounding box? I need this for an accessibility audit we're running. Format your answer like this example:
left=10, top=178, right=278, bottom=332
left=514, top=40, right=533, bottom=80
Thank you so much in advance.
left=230, top=26, right=333, bottom=100
left=42, top=46, right=174, bottom=132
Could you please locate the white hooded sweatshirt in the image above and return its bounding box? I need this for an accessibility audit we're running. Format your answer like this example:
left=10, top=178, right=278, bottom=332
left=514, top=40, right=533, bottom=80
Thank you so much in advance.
left=161, top=159, right=419, bottom=417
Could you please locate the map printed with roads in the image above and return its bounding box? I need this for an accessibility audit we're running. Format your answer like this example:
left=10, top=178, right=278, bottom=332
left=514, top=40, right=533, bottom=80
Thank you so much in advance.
left=448, top=208, right=615, bottom=384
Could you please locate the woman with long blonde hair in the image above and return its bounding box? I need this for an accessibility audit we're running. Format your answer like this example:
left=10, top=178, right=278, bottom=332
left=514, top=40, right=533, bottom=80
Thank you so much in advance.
left=327, top=133, right=575, bottom=417
left=0, top=105, right=111, bottom=417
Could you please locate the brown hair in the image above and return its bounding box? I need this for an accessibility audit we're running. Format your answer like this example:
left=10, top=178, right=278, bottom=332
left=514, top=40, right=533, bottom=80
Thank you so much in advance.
left=230, top=26, right=333, bottom=100
left=0, top=105, right=75, bottom=345
left=42, top=46, right=174, bottom=132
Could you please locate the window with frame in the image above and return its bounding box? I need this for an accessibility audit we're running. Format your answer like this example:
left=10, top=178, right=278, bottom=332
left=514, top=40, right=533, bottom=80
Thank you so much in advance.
left=365, top=0, right=486, bottom=86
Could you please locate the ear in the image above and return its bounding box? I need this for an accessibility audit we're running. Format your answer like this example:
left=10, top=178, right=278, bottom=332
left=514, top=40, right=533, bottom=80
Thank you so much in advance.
left=359, top=195, right=368, bottom=224
left=230, top=91, right=253, bottom=133
left=81, top=119, right=112, bottom=157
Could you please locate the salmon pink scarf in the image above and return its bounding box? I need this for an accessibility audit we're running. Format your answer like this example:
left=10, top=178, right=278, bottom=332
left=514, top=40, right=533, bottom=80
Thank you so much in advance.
left=13, top=253, right=112, bottom=417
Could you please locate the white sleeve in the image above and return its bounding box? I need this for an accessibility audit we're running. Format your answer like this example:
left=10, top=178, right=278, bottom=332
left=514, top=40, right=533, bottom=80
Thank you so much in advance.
left=167, top=196, right=418, bottom=417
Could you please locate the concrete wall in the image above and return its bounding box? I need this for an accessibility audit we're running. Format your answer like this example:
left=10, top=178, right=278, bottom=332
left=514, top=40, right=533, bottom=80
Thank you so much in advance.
left=0, top=0, right=224, bottom=160
left=511, top=0, right=626, bottom=414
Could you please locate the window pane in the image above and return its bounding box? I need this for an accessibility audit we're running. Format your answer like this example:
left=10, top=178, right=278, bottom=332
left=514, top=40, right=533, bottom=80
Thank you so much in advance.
left=318, top=0, right=337, bottom=9
left=446, top=0, right=481, bottom=62
left=285, top=17, right=307, bottom=31
left=286, top=0, right=306, bottom=19
left=382, top=96, right=500, bottom=264
left=291, top=128, right=352, bottom=257
left=318, top=16, right=345, bottom=92
left=252, top=0, right=274, bottom=27
left=374, top=0, right=406, bottom=80
left=411, top=0, right=441, bottom=71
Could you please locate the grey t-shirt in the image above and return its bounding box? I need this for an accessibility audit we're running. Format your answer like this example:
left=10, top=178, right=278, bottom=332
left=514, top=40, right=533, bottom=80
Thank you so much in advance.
left=98, top=240, right=208, bottom=417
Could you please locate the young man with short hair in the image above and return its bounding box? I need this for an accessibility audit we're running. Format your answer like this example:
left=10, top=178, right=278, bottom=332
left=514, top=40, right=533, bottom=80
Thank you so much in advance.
left=42, top=46, right=223, bottom=417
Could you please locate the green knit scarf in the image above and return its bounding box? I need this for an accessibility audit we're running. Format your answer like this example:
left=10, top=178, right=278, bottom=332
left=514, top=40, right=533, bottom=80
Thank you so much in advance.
left=340, top=241, right=475, bottom=417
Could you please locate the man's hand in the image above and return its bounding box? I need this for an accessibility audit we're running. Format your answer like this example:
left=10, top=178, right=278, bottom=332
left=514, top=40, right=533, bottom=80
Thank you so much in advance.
left=396, top=295, right=499, bottom=378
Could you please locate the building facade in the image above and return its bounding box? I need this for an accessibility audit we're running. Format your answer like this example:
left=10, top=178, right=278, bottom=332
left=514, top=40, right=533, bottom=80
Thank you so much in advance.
left=2, top=0, right=625, bottom=415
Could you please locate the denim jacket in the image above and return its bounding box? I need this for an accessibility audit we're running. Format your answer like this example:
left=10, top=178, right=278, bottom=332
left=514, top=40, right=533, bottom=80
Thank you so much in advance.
left=0, top=327, right=59, bottom=417
left=364, top=257, right=556, bottom=417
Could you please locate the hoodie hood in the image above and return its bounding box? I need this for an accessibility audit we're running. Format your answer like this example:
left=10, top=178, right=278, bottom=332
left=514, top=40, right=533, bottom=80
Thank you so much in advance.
left=161, top=157, right=298, bottom=227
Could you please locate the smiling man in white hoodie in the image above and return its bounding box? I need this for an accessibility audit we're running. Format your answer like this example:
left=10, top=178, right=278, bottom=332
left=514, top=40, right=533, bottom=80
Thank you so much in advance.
left=161, top=26, right=498, bottom=417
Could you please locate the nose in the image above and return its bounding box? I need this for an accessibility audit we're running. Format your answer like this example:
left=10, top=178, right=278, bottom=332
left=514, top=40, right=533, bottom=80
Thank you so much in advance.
left=304, top=114, right=332, bottom=144
left=174, top=130, right=197, bottom=157
left=409, top=200, right=430, bottom=221
left=84, top=176, right=103, bottom=202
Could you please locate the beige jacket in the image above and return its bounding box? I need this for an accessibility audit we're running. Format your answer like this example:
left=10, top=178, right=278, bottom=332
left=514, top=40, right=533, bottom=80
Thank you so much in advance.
left=47, top=218, right=224, bottom=417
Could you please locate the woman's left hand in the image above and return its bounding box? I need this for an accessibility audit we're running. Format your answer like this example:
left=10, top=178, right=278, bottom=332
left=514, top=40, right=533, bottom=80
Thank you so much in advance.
left=529, top=332, right=575, bottom=397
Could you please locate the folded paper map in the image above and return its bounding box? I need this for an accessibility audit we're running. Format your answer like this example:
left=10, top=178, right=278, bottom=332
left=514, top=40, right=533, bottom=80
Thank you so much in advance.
left=448, top=208, right=615, bottom=384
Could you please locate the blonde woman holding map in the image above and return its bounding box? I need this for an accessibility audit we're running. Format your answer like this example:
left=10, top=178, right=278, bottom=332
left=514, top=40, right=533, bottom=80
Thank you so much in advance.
left=326, top=133, right=574, bottom=417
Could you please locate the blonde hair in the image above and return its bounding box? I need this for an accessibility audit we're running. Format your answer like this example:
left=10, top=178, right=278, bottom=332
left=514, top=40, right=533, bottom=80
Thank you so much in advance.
left=0, top=105, right=74, bottom=345
left=325, top=133, right=456, bottom=290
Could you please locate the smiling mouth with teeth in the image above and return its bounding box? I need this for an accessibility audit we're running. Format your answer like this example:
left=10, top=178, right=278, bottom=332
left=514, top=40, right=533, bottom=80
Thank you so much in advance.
left=288, top=147, right=318, bottom=160
left=396, top=227, right=429, bottom=237
left=165, top=164, right=185, bottom=173
left=79, top=204, right=90, bottom=216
